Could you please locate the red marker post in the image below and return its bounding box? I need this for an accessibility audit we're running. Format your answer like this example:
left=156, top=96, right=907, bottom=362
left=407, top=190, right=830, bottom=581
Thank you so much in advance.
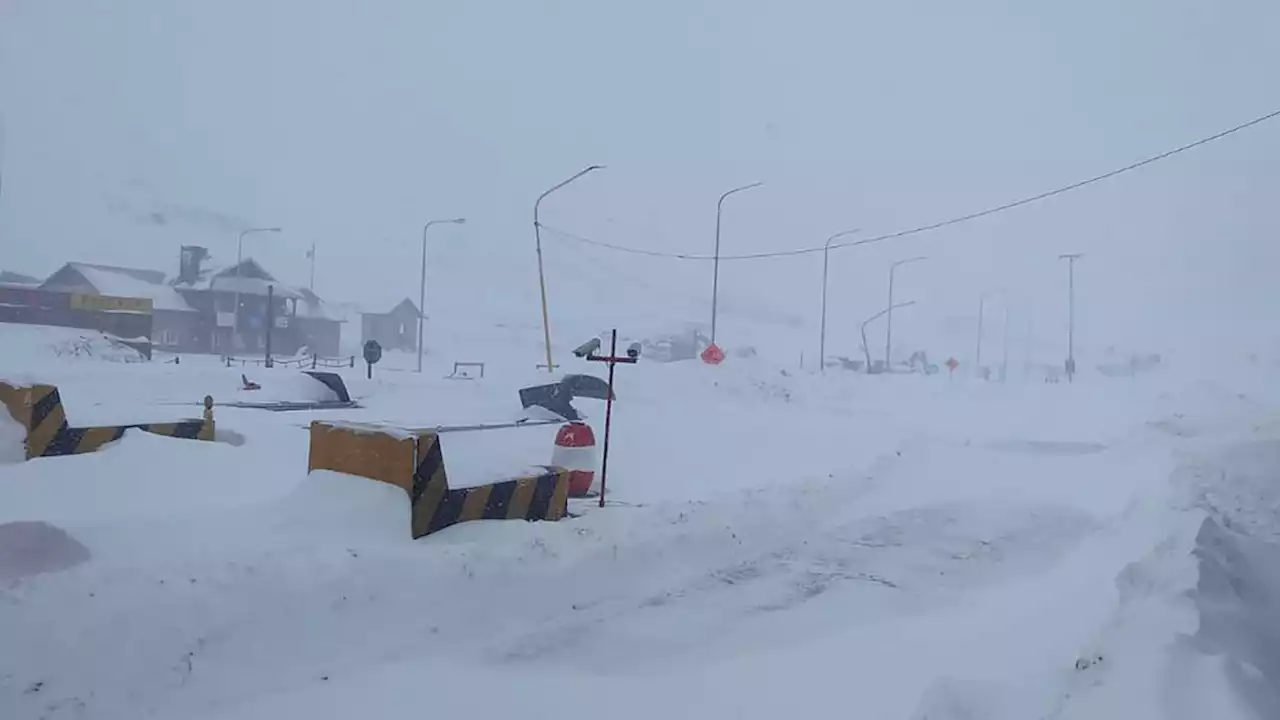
left=584, top=329, right=637, bottom=508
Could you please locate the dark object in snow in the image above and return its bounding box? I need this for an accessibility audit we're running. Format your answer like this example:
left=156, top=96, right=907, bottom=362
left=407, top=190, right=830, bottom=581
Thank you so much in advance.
left=560, top=373, right=613, bottom=401
left=519, top=382, right=580, bottom=421
left=241, top=374, right=261, bottom=391
left=301, top=371, right=352, bottom=403
left=519, top=373, right=616, bottom=422
left=0, top=521, right=91, bottom=582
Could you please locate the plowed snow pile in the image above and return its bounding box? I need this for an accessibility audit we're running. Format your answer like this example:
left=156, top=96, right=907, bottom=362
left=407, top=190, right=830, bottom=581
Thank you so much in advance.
left=0, top=324, right=146, bottom=366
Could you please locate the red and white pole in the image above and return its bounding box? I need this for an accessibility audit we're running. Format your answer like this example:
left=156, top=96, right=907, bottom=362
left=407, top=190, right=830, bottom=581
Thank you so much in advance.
left=552, top=421, right=598, bottom=497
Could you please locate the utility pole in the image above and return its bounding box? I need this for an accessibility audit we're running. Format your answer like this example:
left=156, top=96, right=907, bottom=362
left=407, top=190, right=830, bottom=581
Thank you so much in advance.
left=975, top=293, right=987, bottom=379
left=1001, top=304, right=1011, bottom=383
left=307, top=243, right=316, bottom=291
left=234, top=227, right=282, bottom=351
left=818, top=228, right=861, bottom=373
left=419, top=217, right=466, bottom=373
left=861, top=301, right=916, bottom=372
left=710, top=181, right=763, bottom=346
left=1024, top=314, right=1033, bottom=381
left=886, top=256, right=927, bottom=371
left=1059, top=253, right=1083, bottom=383
left=534, top=165, right=605, bottom=373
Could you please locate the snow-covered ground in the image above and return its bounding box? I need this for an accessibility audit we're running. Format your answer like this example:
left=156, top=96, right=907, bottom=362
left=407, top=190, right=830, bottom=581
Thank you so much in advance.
left=1, top=323, right=1278, bottom=719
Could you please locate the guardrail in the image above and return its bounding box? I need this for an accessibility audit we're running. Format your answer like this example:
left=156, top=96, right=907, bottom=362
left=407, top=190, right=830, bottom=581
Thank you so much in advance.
left=222, top=354, right=356, bottom=369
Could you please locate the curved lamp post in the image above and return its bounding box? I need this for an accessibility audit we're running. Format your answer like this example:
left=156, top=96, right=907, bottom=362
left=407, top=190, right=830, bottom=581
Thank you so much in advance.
left=418, top=217, right=466, bottom=373
left=534, top=165, right=605, bottom=372
left=885, top=256, right=927, bottom=370
left=818, top=228, right=862, bottom=372
left=709, top=181, right=763, bottom=345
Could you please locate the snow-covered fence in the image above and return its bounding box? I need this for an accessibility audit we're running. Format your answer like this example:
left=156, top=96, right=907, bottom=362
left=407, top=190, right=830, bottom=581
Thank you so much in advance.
left=222, top=354, right=355, bottom=369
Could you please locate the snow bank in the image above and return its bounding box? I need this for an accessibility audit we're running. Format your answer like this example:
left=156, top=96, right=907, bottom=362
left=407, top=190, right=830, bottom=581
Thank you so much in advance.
left=0, top=324, right=146, bottom=368
left=1191, top=517, right=1280, bottom=718
left=0, top=428, right=301, bottom=527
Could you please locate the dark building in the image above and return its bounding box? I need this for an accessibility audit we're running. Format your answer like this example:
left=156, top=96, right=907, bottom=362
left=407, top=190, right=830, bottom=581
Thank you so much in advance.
left=168, top=247, right=342, bottom=356
left=361, top=298, right=421, bottom=352
left=12, top=247, right=344, bottom=358
left=39, top=263, right=196, bottom=352
left=293, top=289, right=343, bottom=357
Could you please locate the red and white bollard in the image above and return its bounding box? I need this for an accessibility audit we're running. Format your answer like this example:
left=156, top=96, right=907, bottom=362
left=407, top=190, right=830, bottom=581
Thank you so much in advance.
left=552, top=421, right=598, bottom=497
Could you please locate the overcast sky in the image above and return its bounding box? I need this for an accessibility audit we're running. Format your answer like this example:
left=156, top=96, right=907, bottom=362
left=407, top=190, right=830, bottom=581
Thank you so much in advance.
left=2, top=0, right=1277, bottom=363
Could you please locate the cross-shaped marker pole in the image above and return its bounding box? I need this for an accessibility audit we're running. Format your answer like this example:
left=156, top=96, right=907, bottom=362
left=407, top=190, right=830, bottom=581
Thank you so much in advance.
left=584, top=328, right=638, bottom=508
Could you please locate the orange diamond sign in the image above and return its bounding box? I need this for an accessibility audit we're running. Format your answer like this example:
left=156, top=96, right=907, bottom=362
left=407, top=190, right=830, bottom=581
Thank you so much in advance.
left=700, top=343, right=726, bottom=365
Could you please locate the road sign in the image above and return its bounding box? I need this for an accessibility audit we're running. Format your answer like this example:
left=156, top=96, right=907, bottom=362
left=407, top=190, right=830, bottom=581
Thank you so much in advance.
left=700, top=343, right=726, bottom=365
left=946, top=357, right=958, bottom=378
left=363, top=340, right=383, bottom=379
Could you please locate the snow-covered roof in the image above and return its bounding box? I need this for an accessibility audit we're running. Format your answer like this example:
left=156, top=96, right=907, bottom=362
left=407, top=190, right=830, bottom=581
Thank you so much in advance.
left=171, top=258, right=303, bottom=299
left=295, top=288, right=344, bottom=323
left=0, top=270, right=40, bottom=287
left=57, top=263, right=197, bottom=313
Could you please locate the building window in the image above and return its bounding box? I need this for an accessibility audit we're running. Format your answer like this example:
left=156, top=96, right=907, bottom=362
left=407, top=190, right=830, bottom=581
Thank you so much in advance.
left=158, top=329, right=179, bottom=347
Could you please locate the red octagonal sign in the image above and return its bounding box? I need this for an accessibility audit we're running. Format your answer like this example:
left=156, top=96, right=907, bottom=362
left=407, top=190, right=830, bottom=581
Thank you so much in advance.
left=701, top=343, right=726, bottom=365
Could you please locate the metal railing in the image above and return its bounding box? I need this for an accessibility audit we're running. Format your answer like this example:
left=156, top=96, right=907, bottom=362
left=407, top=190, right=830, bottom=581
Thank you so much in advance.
left=222, top=354, right=355, bottom=369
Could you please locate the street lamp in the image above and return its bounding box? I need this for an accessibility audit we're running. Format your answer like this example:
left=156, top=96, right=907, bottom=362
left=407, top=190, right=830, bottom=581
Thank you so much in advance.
left=976, top=291, right=989, bottom=378
left=418, top=217, right=466, bottom=373
left=861, top=301, right=916, bottom=372
left=534, top=165, right=605, bottom=373
left=885, top=256, right=927, bottom=370
left=710, top=181, right=763, bottom=345
left=1058, top=253, right=1083, bottom=382
left=234, top=227, right=281, bottom=350
left=818, top=228, right=861, bottom=373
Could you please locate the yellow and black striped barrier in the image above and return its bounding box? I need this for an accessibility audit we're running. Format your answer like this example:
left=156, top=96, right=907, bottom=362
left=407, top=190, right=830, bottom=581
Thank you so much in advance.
left=0, top=381, right=215, bottom=460
left=308, top=420, right=570, bottom=539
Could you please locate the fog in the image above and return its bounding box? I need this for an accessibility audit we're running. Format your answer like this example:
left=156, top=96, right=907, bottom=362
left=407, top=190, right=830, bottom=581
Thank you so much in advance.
left=2, top=0, right=1278, bottom=366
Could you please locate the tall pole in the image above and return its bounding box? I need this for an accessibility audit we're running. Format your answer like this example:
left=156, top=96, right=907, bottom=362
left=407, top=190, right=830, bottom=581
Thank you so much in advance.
left=1059, top=253, right=1083, bottom=383
left=418, top=217, right=466, bottom=373
left=710, top=181, right=763, bottom=346
left=861, top=301, right=916, bottom=372
left=234, top=227, right=281, bottom=351
left=975, top=292, right=987, bottom=377
left=534, top=165, right=605, bottom=373
left=1024, top=314, right=1033, bottom=380
left=308, top=243, right=316, bottom=291
left=1001, top=303, right=1011, bottom=382
left=885, top=256, right=927, bottom=371
left=818, top=228, right=861, bottom=373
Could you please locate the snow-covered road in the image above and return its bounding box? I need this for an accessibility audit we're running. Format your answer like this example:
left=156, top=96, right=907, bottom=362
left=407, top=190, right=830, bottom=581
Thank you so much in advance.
left=2, top=341, right=1278, bottom=719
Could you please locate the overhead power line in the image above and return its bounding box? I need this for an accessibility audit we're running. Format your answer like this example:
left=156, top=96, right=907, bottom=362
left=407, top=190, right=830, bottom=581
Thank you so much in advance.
left=539, top=105, right=1280, bottom=262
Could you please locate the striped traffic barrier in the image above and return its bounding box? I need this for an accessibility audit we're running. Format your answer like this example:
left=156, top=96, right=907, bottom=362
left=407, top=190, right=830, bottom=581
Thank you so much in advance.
left=307, top=420, right=570, bottom=539
left=0, top=381, right=214, bottom=460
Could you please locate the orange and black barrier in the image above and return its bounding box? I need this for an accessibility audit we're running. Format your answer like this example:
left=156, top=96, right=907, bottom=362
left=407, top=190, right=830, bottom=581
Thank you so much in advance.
left=0, top=381, right=214, bottom=460
left=308, top=420, right=570, bottom=539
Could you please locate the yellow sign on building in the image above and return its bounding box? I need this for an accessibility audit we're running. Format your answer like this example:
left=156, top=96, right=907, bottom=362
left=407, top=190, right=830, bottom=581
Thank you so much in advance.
left=70, top=293, right=154, bottom=314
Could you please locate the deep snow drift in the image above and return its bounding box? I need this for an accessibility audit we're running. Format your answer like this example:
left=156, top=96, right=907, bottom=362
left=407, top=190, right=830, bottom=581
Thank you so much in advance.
left=1, top=326, right=1278, bottom=720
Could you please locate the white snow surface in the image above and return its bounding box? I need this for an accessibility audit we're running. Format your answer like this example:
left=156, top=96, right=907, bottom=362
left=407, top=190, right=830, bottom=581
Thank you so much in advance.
left=1, top=325, right=1279, bottom=720
left=0, top=323, right=147, bottom=369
